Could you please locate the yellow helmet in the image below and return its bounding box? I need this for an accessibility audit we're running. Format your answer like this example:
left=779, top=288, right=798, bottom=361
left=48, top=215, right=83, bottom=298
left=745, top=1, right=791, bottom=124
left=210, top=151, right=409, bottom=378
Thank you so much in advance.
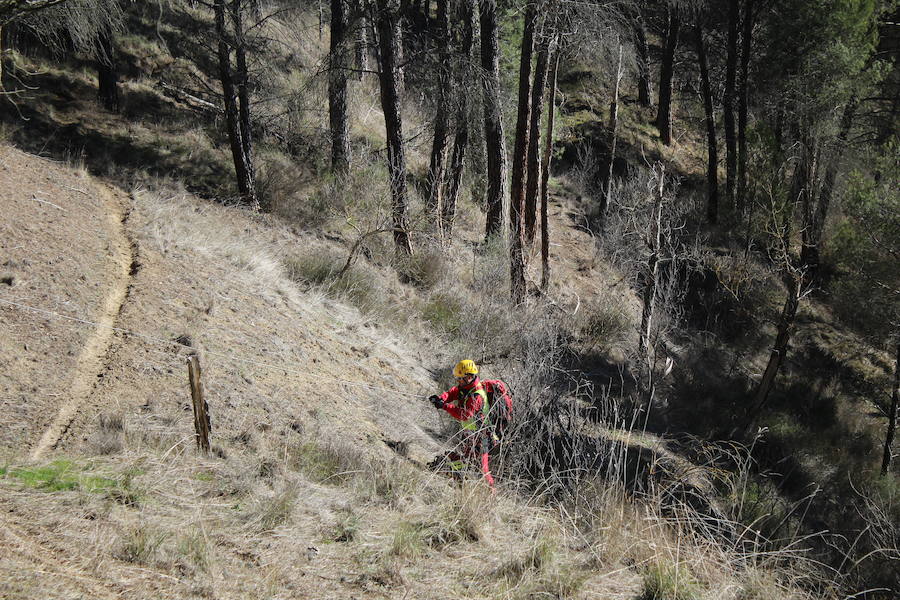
left=453, top=359, right=478, bottom=378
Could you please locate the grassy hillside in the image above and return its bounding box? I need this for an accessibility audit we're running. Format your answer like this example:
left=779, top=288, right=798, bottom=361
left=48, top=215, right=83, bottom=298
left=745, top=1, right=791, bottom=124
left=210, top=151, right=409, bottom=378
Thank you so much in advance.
left=0, top=1, right=896, bottom=598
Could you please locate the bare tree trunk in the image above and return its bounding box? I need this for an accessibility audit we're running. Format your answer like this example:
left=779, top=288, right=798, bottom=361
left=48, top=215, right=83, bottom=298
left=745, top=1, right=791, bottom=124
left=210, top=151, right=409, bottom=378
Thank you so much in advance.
left=600, top=41, right=623, bottom=227
left=375, top=0, right=412, bottom=255
left=350, top=0, right=368, bottom=78
left=509, top=4, right=536, bottom=303
left=425, top=0, right=450, bottom=233
left=724, top=0, right=738, bottom=210
left=231, top=0, right=257, bottom=208
left=747, top=275, right=802, bottom=426
left=736, top=0, right=753, bottom=214
left=96, top=24, right=119, bottom=112
left=481, top=0, right=507, bottom=240
left=655, top=8, right=679, bottom=146
left=882, top=341, right=900, bottom=476
left=442, top=0, right=475, bottom=240
left=215, top=0, right=257, bottom=210
left=695, top=24, right=718, bottom=224
left=329, top=0, right=351, bottom=173
left=524, top=20, right=550, bottom=249
left=540, top=42, right=559, bottom=291
left=639, top=169, right=665, bottom=359
left=634, top=10, right=652, bottom=108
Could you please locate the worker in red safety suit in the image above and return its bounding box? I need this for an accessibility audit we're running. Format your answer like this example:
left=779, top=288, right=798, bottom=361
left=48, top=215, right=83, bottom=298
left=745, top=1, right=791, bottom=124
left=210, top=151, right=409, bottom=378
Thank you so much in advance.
left=429, top=359, right=496, bottom=488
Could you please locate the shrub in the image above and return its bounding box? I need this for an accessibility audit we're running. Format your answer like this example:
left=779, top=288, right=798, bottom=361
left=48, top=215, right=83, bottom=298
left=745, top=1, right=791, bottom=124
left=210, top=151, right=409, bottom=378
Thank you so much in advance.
left=421, top=292, right=465, bottom=335
left=283, top=252, right=381, bottom=312
left=389, top=521, right=428, bottom=558
left=578, top=300, right=631, bottom=350
left=286, top=439, right=362, bottom=485
left=330, top=509, right=360, bottom=543
left=639, top=561, right=703, bottom=600
left=117, top=524, right=169, bottom=565
left=245, top=485, right=299, bottom=532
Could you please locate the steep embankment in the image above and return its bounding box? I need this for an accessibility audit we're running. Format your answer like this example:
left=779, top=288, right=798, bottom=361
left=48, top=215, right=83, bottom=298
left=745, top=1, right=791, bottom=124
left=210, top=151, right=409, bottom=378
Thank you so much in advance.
left=1, top=146, right=815, bottom=600
left=0, top=144, right=444, bottom=464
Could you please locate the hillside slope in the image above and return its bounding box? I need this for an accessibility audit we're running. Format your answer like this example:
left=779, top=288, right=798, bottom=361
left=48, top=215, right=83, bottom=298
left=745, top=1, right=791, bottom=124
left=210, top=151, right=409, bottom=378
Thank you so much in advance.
left=0, top=146, right=819, bottom=600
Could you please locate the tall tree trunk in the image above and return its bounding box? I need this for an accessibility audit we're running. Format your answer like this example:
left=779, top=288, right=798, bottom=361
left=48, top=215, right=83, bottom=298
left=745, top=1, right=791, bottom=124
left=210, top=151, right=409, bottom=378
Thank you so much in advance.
left=655, top=8, right=680, bottom=146
left=639, top=169, right=665, bottom=359
left=540, top=42, right=560, bottom=291
left=736, top=0, right=753, bottom=214
left=800, top=100, right=857, bottom=275
left=634, top=10, right=652, bottom=108
left=524, top=20, right=550, bottom=248
left=329, top=0, right=351, bottom=173
left=481, top=0, right=507, bottom=240
left=695, top=24, right=718, bottom=224
left=600, top=41, right=623, bottom=227
left=231, top=0, right=257, bottom=208
left=375, top=0, right=412, bottom=255
left=882, top=341, right=900, bottom=476
left=425, top=0, right=450, bottom=233
left=442, top=0, right=475, bottom=240
left=215, top=0, right=257, bottom=210
left=747, top=275, right=803, bottom=426
left=351, top=0, right=368, bottom=78
left=724, top=0, right=738, bottom=209
left=509, top=4, right=536, bottom=303
left=96, top=25, right=119, bottom=112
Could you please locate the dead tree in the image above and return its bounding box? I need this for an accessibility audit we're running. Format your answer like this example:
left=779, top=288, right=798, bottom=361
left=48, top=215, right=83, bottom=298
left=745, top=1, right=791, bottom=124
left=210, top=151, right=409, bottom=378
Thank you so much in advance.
left=540, top=39, right=560, bottom=290
left=524, top=16, right=551, bottom=248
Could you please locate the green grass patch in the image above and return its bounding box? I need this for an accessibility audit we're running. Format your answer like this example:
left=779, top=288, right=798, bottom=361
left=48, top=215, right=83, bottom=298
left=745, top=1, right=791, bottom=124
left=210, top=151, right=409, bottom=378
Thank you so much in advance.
left=6, top=460, right=118, bottom=493
left=421, top=293, right=465, bottom=335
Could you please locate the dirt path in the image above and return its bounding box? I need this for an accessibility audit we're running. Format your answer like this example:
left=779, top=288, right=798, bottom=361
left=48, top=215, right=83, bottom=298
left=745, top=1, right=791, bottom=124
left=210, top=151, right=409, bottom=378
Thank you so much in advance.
left=30, top=187, right=134, bottom=460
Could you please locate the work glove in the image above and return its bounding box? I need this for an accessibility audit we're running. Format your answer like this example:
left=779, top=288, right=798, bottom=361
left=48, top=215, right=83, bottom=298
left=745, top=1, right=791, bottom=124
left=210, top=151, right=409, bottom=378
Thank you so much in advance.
left=429, top=395, right=444, bottom=409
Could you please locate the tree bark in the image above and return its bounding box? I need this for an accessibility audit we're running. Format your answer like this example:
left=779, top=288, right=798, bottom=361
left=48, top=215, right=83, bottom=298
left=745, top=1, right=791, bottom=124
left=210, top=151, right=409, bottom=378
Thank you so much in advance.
left=215, top=0, right=258, bottom=210
left=540, top=43, right=560, bottom=291
left=655, top=8, right=680, bottom=146
left=724, top=0, right=738, bottom=209
left=96, top=25, right=119, bottom=112
left=329, top=0, right=351, bottom=173
left=524, top=21, right=550, bottom=248
left=509, top=4, right=536, bottom=303
left=600, top=41, right=623, bottom=228
left=695, top=24, right=718, bottom=224
left=634, top=10, right=652, bottom=108
left=736, top=0, right=753, bottom=214
left=350, top=0, right=368, bottom=78
left=882, top=342, right=900, bottom=476
left=425, top=0, right=450, bottom=233
left=481, top=0, right=507, bottom=240
left=442, top=0, right=475, bottom=240
left=375, top=0, right=412, bottom=255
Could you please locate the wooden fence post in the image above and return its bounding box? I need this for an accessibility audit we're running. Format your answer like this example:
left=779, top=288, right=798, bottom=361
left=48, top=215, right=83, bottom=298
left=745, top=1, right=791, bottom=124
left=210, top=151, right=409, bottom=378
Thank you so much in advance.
left=188, top=354, right=211, bottom=453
